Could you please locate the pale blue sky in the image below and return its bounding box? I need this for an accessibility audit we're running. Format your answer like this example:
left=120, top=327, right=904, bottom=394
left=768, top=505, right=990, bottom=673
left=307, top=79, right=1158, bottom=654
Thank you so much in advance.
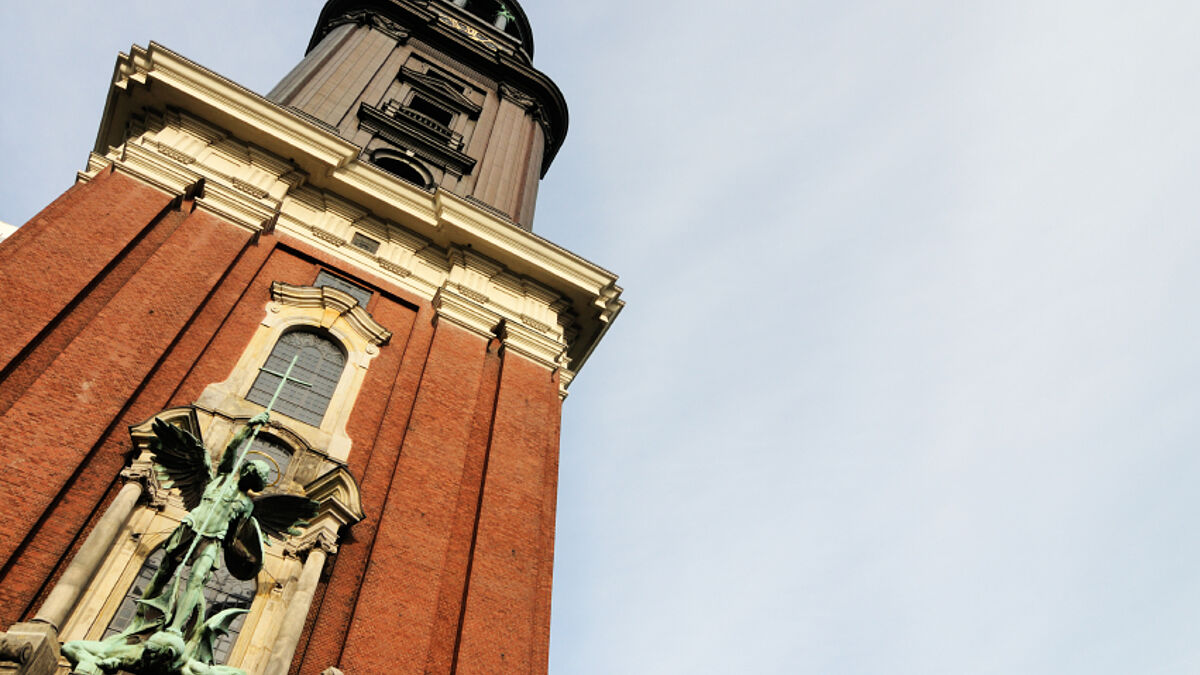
left=5, top=1, right=1200, bottom=673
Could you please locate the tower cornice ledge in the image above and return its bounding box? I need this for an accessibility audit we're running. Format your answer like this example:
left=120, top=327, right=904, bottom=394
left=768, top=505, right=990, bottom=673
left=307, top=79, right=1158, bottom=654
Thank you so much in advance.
left=91, top=42, right=622, bottom=387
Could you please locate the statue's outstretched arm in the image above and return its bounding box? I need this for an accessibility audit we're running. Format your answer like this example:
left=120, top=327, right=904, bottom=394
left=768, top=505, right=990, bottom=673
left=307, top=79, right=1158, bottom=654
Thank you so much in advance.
left=218, top=413, right=270, bottom=475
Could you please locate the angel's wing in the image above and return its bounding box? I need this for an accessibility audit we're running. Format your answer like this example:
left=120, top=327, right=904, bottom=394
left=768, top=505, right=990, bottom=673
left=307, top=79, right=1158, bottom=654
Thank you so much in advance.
left=191, top=606, right=249, bottom=666
left=250, top=492, right=319, bottom=543
left=149, top=418, right=213, bottom=510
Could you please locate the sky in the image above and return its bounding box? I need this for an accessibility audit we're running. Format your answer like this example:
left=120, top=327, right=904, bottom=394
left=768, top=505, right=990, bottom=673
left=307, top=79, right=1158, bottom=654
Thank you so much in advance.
left=4, top=1, right=1200, bottom=673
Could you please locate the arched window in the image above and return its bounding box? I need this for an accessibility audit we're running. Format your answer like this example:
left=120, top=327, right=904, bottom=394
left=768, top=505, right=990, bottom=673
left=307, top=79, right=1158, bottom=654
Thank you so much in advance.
left=104, top=548, right=255, bottom=664
left=245, top=434, right=293, bottom=487
left=372, top=154, right=431, bottom=188
left=246, top=329, right=346, bottom=427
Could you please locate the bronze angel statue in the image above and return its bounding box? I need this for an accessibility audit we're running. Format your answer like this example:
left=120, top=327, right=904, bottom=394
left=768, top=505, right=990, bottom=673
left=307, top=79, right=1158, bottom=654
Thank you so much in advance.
left=64, top=412, right=318, bottom=675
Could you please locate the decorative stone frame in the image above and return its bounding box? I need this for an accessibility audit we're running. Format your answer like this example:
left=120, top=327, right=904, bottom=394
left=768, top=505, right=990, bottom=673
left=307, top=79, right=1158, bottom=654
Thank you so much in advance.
left=197, top=282, right=391, bottom=462
left=370, top=147, right=435, bottom=189
left=56, top=407, right=365, bottom=675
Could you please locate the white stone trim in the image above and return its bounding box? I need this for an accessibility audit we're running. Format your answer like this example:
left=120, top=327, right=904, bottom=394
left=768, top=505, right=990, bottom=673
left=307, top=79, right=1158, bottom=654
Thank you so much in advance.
left=87, top=42, right=624, bottom=388
left=196, top=289, right=388, bottom=462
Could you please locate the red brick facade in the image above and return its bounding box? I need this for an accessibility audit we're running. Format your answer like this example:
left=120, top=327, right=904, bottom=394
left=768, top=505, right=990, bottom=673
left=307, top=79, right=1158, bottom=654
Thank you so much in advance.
left=0, top=166, right=565, bottom=674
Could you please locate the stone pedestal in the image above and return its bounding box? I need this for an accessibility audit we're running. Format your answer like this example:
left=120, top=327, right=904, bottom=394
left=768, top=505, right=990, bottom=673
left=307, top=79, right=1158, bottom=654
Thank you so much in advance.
left=0, top=622, right=59, bottom=675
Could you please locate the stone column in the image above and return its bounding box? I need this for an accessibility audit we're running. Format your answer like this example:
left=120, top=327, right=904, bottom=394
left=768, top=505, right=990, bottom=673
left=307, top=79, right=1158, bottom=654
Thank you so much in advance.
left=262, top=533, right=335, bottom=675
left=34, top=481, right=143, bottom=631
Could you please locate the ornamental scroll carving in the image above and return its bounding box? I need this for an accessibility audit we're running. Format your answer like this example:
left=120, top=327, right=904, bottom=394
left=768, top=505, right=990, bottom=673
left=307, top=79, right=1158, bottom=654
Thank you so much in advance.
left=270, top=282, right=393, bottom=347
left=326, top=10, right=410, bottom=43
left=498, top=84, right=552, bottom=140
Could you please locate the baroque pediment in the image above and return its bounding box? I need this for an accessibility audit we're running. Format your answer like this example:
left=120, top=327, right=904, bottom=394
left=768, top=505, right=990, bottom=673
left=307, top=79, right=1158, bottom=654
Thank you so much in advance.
left=400, top=66, right=482, bottom=115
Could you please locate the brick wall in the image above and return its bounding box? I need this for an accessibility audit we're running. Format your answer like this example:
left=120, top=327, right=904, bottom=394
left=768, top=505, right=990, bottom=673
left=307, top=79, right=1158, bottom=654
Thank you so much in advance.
left=0, top=173, right=567, bottom=674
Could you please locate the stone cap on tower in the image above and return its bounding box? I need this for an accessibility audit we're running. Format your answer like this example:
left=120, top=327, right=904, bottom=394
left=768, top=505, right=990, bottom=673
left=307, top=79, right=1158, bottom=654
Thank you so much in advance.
left=310, top=0, right=538, bottom=59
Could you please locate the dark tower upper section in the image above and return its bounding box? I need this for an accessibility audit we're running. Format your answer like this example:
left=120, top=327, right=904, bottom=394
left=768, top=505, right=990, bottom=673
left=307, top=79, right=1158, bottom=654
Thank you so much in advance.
left=268, top=0, right=567, bottom=230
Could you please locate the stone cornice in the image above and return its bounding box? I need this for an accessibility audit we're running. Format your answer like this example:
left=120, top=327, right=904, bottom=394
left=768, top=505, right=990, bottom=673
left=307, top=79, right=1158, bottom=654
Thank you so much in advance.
left=401, top=65, right=483, bottom=115
left=325, top=8, right=411, bottom=44
left=90, top=42, right=622, bottom=390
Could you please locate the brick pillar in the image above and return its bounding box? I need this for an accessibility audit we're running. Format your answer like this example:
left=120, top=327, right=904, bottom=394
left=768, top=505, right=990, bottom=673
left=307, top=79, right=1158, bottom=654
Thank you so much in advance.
left=0, top=169, right=179, bottom=376
left=294, top=304, right=437, bottom=675
left=0, top=205, right=254, bottom=618
left=337, top=319, right=497, bottom=675
left=423, top=338, right=504, bottom=674
left=454, top=352, right=562, bottom=675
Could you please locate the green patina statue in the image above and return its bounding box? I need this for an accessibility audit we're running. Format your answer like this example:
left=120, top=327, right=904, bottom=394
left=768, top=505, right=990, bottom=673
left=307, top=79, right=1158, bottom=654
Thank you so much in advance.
left=63, top=412, right=318, bottom=675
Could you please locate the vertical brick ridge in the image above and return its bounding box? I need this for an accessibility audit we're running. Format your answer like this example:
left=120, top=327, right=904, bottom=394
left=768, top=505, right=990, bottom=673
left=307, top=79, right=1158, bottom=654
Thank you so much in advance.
left=528, top=371, right=563, bottom=675
left=337, top=320, right=491, bottom=675
left=340, top=300, right=420, bottom=487
left=19, top=467, right=126, bottom=624
left=8, top=213, right=276, bottom=623
left=284, top=300, right=420, bottom=672
left=453, top=353, right=563, bottom=674
left=427, top=338, right=504, bottom=675
left=294, top=306, right=438, bottom=675
left=0, top=208, right=254, bottom=610
left=0, top=204, right=192, bottom=418
left=0, top=177, right=92, bottom=265
left=161, top=235, right=280, bottom=406
left=0, top=171, right=178, bottom=376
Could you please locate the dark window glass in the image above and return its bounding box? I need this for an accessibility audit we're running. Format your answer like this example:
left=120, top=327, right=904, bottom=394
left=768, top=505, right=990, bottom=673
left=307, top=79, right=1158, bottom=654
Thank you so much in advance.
left=246, top=330, right=346, bottom=427
left=350, top=233, right=381, bottom=255
left=314, top=270, right=372, bottom=307
left=374, top=156, right=429, bottom=188
left=408, top=95, right=454, bottom=127
left=105, top=549, right=255, bottom=664
left=244, top=435, right=293, bottom=487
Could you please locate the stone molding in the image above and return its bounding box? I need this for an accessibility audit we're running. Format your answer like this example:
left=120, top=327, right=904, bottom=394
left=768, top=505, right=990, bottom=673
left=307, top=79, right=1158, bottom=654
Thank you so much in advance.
left=432, top=285, right=503, bottom=340
left=357, top=102, right=477, bottom=175
left=400, top=65, right=483, bottom=115
left=326, top=9, right=411, bottom=44
left=304, top=466, right=366, bottom=530
left=196, top=295, right=386, bottom=463
left=270, top=281, right=392, bottom=346
left=498, top=82, right=553, bottom=142
left=88, top=43, right=624, bottom=389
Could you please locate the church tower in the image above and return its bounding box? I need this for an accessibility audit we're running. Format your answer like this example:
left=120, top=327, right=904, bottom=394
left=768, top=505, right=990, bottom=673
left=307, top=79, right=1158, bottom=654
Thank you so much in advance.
left=0, top=2, right=622, bottom=674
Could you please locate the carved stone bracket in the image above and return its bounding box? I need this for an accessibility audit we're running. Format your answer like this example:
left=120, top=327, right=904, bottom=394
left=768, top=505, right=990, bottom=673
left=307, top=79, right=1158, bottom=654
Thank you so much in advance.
left=311, top=225, right=348, bottom=247
left=326, top=10, right=410, bottom=43
left=498, top=83, right=536, bottom=109
left=376, top=256, right=413, bottom=277
left=285, top=527, right=339, bottom=560
left=119, top=463, right=168, bottom=510
left=498, top=83, right=552, bottom=139
left=0, top=622, right=59, bottom=675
